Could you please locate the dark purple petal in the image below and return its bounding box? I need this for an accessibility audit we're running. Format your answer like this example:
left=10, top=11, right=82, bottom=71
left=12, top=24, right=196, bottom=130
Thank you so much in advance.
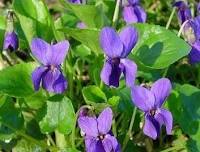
left=121, top=58, right=137, bottom=87
left=189, top=43, right=200, bottom=64
left=85, top=136, right=98, bottom=152
left=3, top=31, right=19, bottom=51
left=150, top=78, right=172, bottom=108
left=100, top=27, right=124, bottom=58
left=51, top=40, right=70, bottom=65
left=78, top=116, right=98, bottom=137
left=131, top=86, right=155, bottom=112
left=197, top=3, right=200, bottom=14
left=53, top=72, right=67, bottom=93
left=42, top=68, right=67, bottom=93
left=174, top=1, right=192, bottom=24
left=100, top=59, right=122, bottom=88
left=97, top=107, right=113, bottom=134
left=128, top=0, right=139, bottom=5
left=155, top=108, right=173, bottom=135
left=123, top=5, right=146, bottom=24
left=31, top=66, right=47, bottom=91
left=31, top=38, right=51, bottom=65
left=119, top=26, right=138, bottom=57
left=192, top=16, right=200, bottom=41
left=143, top=115, right=160, bottom=140
left=103, top=134, right=120, bottom=152
left=69, top=0, right=81, bottom=4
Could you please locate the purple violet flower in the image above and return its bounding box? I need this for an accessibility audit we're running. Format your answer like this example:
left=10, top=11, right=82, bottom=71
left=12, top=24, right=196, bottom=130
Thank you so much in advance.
left=131, top=78, right=173, bottom=140
left=122, top=0, right=147, bottom=24
left=182, top=16, right=200, bottom=64
left=78, top=107, right=121, bottom=152
left=31, top=38, right=70, bottom=94
left=76, top=22, right=87, bottom=29
left=100, top=26, right=138, bottom=88
left=3, top=31, right=19, bottom=51
left=174, top=1, right=192, bottom=25
left=69, top=0, right=85, bottom=4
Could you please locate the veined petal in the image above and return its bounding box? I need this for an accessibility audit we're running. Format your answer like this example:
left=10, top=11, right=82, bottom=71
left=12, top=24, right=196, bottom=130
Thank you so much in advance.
left=100, top=59, right=122, bottom=88
left=3, top=31, right=19, bottom=51
left=121, top=58, right=137, bottom=87
left=119, top=26, right=138, bottom=57
left=97, top=107, right=113, bottom=134
left=155, top=108, right=173, bottom=135
left=31, top=66, right=47, bottom=91
left=85, top=136, right=98, bottom=152
left=150, top=78, right=172, bottom=108
left=42, top=68, right=61, bottom=93
left=51, top=40, right=70, bottom=65
left=131, top=86, right=155, bottom=112
left=128, top=0, right=139, bottom=5
left=123, top=6, right=138, bottom=24
left=133, top=5, right=147, bottom=23
left=103, top=134, right=120, bottom=152
left=53, top=72, right=67, bottom=94
left=100, top=27, right=124, bottom=58
left=189, top=43, right=200, bottom=64
left=78, top=116, right=98, bottom=137
left=123, top=5, right=146, bottom=24
left=31, top=38, right=51, bottom=65
left=143, top=115, right=160, bottom=140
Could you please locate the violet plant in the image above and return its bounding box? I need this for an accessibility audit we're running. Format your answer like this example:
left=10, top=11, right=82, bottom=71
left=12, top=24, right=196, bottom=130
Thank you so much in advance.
left=0, top=0, right=199, bottom=152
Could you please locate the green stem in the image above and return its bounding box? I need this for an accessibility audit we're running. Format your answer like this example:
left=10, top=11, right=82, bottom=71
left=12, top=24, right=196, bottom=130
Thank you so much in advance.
left=177, top=20, right=189, bottom=37
left=112, top=0, right=121, bottom=27
left=55, top=130, right=66, bottom=150
left=100, top=80, right=104, bottom=89
left=166, top=7, right=176, bottom=29
left=2, top=121, right=57, bottom=151
left=160, top=146, right=185, bottom=152
left=47, top=134, right=56, bottom=146
left=122, top=107, right=137, bottom=151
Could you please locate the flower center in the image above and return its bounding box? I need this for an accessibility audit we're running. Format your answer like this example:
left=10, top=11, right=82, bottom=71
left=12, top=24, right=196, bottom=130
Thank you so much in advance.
left=149, top=109, right=156, bottom=117
left=111, top=58, right=120, bottom=65
left=48, top=64, right=57, bottom=72
left=98, top=134, right=105, bottom=140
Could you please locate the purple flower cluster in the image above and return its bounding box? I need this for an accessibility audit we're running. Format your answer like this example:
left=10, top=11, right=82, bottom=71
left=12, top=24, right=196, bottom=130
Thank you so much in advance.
left=122, top=0, right=147, bottom=24
left=3, top=1, right=175, bottom=151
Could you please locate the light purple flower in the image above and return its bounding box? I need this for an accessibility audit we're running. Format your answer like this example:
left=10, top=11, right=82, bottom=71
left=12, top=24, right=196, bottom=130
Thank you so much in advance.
left=174, top=1, right=192, bottom=25
left=182, top=16, right=200, bottom=64
left=131, top=78, right=173, bottom=140
left=31, top=38, right=69, bottom=94
left=3, top=31, right=19, bottom=51
left=78, top=107, right=121, bottom=152
left=76, top=22, right=87, bottom=29
left=100, top=26, right=138, bottom=88
left=122, top=0, right=147, bottom=24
